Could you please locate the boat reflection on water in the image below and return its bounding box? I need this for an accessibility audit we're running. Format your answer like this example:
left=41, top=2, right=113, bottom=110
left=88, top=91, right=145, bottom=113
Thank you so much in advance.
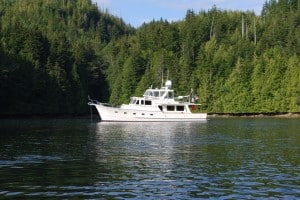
left=91, top=121, right=208, bottom=182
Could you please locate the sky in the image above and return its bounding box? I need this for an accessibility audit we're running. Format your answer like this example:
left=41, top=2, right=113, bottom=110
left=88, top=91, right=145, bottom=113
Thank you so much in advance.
left=92, top=0, right=267, bottom=28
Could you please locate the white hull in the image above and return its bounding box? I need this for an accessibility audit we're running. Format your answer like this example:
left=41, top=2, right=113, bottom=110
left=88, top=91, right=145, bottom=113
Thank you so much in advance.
left=91, top=103, right=207, bottom=122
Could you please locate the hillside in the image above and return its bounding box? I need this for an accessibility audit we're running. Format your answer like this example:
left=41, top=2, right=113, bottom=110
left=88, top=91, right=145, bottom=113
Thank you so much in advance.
left=0, top=0, right=299, bottom=115
left=0, top=0, right=134, bottom=115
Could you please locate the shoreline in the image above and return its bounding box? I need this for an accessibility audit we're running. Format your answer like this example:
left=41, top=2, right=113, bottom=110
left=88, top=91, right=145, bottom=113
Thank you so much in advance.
left=0, top=113, right=93, bottom=120
left=208, top=112, right=300, bottom=118
left=1, top=112, right=300, bottom=119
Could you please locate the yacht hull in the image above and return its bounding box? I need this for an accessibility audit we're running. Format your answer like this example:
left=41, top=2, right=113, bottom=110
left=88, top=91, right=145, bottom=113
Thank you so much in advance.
left=91, top=103, right=207, bottom=122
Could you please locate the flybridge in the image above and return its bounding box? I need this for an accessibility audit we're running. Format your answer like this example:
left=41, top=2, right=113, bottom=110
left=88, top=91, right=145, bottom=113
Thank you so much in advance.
left=143, top=80, right=174, bottom=99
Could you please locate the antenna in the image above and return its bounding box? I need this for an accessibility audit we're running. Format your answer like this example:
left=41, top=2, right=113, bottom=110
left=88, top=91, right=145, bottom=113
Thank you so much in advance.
left=166, top=69, right=169, bottom=81
left=161, top=71, right=164, bottom=88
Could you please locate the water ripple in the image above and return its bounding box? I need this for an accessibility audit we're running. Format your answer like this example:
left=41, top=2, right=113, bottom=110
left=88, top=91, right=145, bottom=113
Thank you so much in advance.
left=0, top=119, right=299, bottom=199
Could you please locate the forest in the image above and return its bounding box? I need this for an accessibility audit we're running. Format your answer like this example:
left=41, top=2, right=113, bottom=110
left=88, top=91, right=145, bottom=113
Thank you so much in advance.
left=0, top=0, right=299, bottom=116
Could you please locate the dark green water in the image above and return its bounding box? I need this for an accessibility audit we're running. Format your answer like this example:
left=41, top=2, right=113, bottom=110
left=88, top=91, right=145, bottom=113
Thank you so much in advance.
left=0, top=118, right=299, bottom=199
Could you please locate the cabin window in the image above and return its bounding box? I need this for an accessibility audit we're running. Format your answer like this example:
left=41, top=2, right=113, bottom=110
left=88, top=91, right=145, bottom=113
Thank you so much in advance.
left=154, top=91, right=159, bottom=97
left=176, top=106, right=185, bottom=111
left=167, top=106, right=175, bottom=111
left=158, top=106, right=163, bottom=111
left=145, top=100, right=152, bottom=105
left=141, top=100, right=144, bottom=105
left=136, top=100, right=139, bottom=105
left=124, top=112, right=127, bottom=114
left=167, top=91, right=174, bottom=99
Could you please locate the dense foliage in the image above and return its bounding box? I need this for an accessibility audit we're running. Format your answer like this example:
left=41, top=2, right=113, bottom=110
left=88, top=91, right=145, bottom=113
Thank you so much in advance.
left=0, top=0, right=299, bottom=115
left=0, top=0, right=133, bottom=115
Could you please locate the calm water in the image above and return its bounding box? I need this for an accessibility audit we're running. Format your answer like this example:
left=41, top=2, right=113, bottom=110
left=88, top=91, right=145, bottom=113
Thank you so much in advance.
left=0, top=118, right=299, bottom=199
